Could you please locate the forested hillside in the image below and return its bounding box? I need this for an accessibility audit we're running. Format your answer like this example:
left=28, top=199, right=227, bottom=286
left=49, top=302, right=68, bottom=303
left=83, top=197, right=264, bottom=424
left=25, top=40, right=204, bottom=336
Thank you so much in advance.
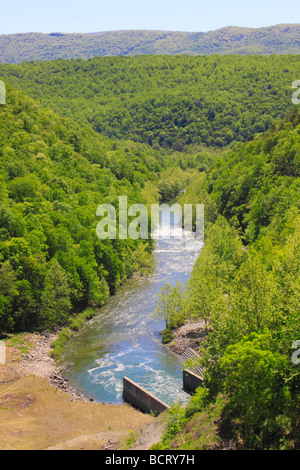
left=0, top=24, right=299, bottom=63
left=155, top=108, right=300, bottom=449
left=0, top=55, right=299, bottom=150
left=0, top=84, right=169, bottom=332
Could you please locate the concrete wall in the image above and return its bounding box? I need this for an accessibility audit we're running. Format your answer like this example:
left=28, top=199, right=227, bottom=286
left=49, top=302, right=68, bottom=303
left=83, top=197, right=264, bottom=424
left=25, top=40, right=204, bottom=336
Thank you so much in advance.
left=123, top=377, right=170, bottom=416
left=183, top=369, right=203, bottom=394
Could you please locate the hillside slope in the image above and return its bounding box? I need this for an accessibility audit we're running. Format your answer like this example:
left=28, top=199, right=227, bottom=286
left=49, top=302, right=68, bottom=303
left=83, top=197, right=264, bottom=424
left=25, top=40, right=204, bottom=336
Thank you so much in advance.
left=155, top=108, right=300, bottom=450
left=0, top=24, right=299, bottom=63
left=1, top=55, right=298, bottom=150
left=0, top=83, right=164, bottom=333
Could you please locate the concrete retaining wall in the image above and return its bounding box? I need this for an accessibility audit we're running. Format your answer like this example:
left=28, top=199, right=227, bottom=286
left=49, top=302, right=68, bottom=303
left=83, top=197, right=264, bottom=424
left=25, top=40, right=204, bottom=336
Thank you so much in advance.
left=123, top=377, right=170, bottom=416
left=183, top=369, right=203, bottom=394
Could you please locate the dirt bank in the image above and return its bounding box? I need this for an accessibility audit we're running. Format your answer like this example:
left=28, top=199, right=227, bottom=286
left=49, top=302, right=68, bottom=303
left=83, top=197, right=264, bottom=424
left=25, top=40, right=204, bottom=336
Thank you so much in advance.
left=0, top=332, right=153, bottom=450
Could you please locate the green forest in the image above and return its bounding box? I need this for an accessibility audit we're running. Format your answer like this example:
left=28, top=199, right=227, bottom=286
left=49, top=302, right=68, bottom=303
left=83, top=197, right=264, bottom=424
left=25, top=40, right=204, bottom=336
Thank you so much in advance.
left=0, top=55, right=299, bottom=151
left=0, top=84, right=169, bottom=332
left=155, top=108, right=300, bottom=450
left=0, top=52, right=299, bottom=449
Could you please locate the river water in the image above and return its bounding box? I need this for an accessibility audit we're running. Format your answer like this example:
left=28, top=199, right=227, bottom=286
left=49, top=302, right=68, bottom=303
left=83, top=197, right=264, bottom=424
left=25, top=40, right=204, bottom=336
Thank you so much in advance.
left=61, top=211, right=203, bottom=406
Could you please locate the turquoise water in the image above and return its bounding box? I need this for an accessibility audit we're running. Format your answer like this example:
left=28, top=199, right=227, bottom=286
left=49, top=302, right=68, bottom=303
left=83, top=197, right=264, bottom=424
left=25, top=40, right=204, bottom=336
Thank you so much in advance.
left=61, top=212, right=203, bottom=406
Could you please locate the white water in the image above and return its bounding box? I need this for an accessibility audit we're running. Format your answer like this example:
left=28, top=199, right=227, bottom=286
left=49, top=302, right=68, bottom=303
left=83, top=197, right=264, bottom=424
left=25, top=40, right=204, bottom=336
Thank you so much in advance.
left=61, top=210, right=203, bottom=406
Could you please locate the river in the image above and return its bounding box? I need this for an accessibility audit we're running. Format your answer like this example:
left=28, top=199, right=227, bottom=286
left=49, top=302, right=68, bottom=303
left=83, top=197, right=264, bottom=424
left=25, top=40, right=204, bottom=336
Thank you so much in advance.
left=61, top=210, right=203, bottom=406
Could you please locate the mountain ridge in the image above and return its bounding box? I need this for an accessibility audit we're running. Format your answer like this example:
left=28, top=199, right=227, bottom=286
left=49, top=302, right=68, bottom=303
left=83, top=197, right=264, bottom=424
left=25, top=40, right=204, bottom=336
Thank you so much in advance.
left=1, top=24, right=299, bottom=63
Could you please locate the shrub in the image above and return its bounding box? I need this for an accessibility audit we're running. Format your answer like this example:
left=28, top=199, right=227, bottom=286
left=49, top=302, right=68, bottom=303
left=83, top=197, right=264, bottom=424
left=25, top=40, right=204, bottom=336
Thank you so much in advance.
left=161, top=328, right=174, bottom=344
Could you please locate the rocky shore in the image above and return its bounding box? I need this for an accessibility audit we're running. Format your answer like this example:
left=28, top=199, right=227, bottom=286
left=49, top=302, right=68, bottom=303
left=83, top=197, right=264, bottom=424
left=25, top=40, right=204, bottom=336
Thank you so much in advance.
left=166, top=320, right=208, bottom=355
left=19, top=330, right=88, bottom=401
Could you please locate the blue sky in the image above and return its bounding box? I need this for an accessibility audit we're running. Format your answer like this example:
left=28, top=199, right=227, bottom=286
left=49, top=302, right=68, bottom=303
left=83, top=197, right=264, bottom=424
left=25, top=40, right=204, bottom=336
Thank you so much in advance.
left=1, top=0, right=299, bottom=34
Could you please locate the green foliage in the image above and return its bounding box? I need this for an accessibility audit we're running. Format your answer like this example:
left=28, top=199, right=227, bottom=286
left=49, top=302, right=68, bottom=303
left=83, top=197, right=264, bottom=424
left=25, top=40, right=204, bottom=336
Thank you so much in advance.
left=0, top=84, right=161, bottom=334
left=0, top=260, right=18, bottom=331
left=0, top=55, right=298, bottom=151
left=153, top=282, right=185, bottom=329
left=185, top=216, right=244, bottom=330
left=218, top=329, right=300, bottom=449
left=50, top=307, right=97, bottom=361
left=49, top=327, right=73, bottom=361
left=161, top=328, right=174, bottom=344
left=157, top=167, right=189, bottom=200
left=154, top=404, right=187, bottom=450
left=180, top=110, right=300, bottom=449
left=220, top=330, right=290, bottom=448
left=121, top=430, right=140, bottom=450
left=0, top=53, right=299, bottom=450
left=161, top=109, right=300, bottom=449
left=40, top=259, right=72, bottom=328
left=184, top=387, right=209, bottom=419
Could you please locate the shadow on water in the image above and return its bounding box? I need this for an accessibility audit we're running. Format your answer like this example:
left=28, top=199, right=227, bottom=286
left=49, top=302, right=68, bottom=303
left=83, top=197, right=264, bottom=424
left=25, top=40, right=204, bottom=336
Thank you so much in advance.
left=61, top=209, right=203, bottom=406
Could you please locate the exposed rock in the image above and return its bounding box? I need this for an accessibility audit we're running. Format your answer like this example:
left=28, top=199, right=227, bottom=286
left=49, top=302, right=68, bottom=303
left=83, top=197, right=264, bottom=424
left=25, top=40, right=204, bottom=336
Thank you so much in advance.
left=19, top=331, right=89, bottom=402
left=166, top=320, right=209, bottom=355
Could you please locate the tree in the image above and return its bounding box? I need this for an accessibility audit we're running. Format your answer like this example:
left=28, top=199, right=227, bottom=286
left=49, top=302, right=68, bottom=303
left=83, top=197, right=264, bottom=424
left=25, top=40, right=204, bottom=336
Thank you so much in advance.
left=221, top=331, right=289, bottom=448
left=40, top=259, right=72, bottom=328
left=153, top=282, right=185, bottom=329
left=186, top=275, right=217, bottom=333
left=228, top=253, right=277, bottom=335
left=0, top=261, right=18, bottom=332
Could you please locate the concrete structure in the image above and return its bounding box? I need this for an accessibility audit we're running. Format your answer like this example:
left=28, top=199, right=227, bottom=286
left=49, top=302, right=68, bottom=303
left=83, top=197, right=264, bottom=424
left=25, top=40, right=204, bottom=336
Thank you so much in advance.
left=123, top=377, right=170, bottom=416
left=183, top=369, right=203, bottom=394
left=181, top=348, right=204, bottom=377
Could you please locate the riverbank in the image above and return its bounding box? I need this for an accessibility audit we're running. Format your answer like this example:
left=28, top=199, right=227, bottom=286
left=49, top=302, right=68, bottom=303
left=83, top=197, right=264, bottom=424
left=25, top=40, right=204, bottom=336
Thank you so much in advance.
left=0, top=319, right=208, bottom=450
left=0, top=332, right=153, bottom=450
left=16, top=330, right=88, bottom=401
left=166, top=320, right=208, bottom=355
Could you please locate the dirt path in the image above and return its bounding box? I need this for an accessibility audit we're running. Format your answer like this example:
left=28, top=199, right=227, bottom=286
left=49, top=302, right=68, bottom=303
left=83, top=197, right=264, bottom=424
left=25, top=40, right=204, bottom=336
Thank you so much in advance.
left=132, top=413, right=166, bottom=450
